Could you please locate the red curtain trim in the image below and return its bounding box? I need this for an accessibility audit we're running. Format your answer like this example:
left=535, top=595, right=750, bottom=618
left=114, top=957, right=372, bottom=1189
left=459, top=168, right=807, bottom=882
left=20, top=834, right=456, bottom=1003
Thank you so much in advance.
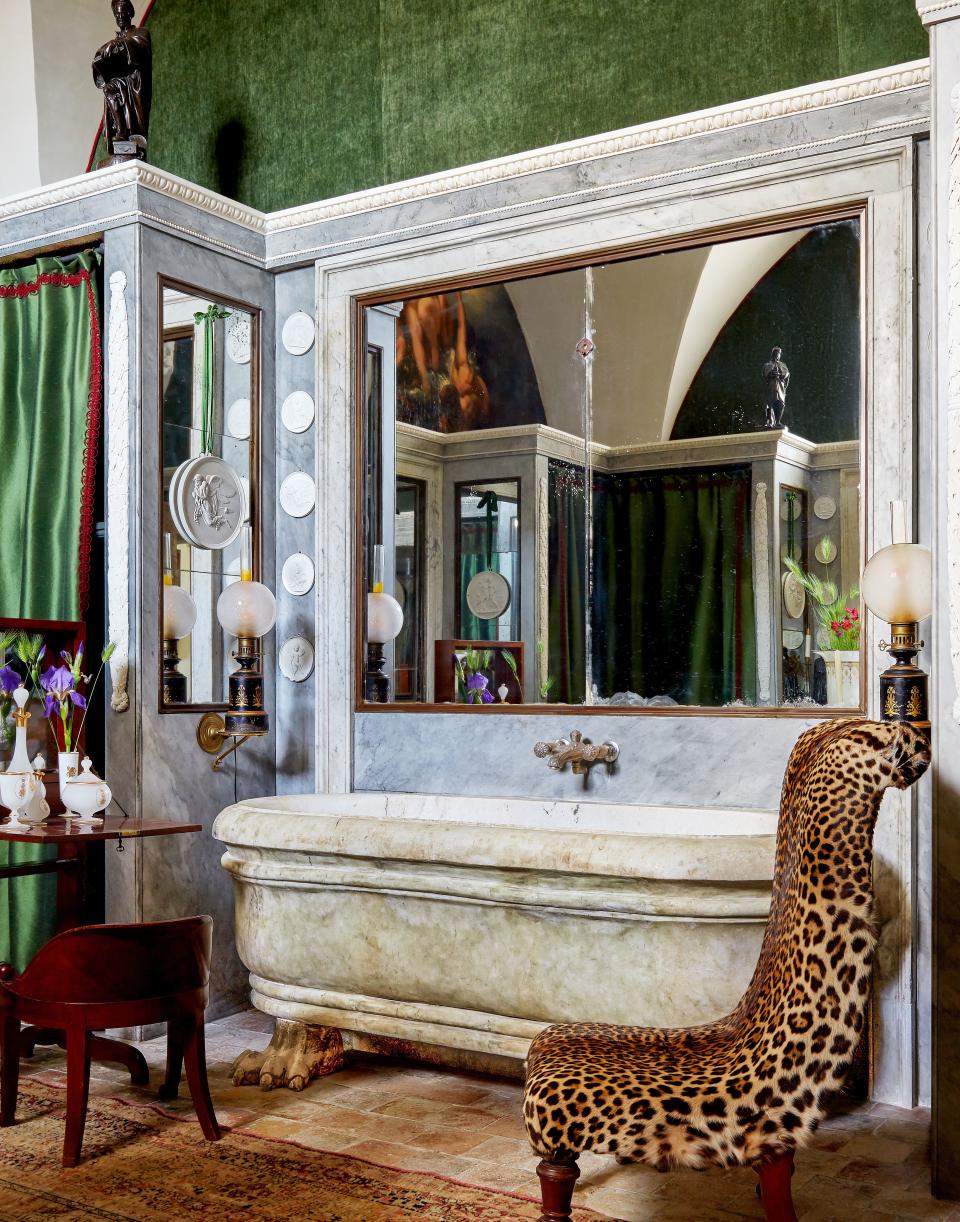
left=0, top=267, right=103, bottom=616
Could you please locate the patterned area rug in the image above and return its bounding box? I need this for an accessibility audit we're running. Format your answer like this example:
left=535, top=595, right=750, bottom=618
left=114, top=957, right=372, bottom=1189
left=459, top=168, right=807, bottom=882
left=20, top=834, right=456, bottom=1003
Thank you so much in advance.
left=0, top=1080, right=605, bottom=1221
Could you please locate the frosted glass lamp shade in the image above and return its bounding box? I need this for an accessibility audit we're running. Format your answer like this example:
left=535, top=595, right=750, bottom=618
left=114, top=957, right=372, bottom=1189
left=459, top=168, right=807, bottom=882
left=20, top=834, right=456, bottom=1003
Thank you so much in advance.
left=217, top=580, right=277, bottom=638
left=162, top=584, right=197, bottom=640
left=367, top=592, right=404, bottom=644
left=861, top=543, right=933, bottom=624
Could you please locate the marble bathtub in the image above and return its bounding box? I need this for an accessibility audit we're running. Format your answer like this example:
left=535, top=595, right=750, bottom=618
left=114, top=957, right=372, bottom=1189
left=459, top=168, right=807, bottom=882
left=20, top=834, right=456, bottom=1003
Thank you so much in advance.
left=212, top=793, right=777, bottom=1068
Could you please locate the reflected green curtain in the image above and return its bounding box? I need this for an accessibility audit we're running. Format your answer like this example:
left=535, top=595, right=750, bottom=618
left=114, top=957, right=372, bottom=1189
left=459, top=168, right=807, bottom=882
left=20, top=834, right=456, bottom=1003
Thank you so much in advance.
left=592, top=466, right=756, bottom=705
left=547, top=461, right=586, bottom=703
left=0, top=250, right=102, bottom=970
left=460, top=552, right=496, bottom=641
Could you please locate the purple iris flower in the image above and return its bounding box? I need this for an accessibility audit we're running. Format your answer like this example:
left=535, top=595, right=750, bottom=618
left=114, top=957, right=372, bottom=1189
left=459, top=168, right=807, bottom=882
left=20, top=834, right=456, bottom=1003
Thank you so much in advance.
left=465, top=672, right=494, bottom=704
left=0, top=665, right=21, bottom=695
left=39, top=665, right=86, bottom=718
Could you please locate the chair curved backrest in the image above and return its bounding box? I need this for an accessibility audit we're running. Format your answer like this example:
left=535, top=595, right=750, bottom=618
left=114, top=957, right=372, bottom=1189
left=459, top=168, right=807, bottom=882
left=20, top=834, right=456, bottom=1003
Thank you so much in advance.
left=8, top=916, right=213, bottom=1005
left=732, top=718, right=930, bottom=1062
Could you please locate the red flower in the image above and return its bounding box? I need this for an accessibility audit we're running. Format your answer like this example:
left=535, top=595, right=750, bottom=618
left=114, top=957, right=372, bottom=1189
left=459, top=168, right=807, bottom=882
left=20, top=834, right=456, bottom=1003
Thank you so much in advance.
left=831, top=621, right=841, bottom=632
left=850, top=608, right=859, bottom=620
left=841, top=619, right=852, bottom=630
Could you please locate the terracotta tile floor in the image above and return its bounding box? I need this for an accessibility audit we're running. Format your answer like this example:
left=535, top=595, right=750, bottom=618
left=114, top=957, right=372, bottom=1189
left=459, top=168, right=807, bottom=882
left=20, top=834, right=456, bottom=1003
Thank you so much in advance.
left=19, top=1009, right=959, bottom=1221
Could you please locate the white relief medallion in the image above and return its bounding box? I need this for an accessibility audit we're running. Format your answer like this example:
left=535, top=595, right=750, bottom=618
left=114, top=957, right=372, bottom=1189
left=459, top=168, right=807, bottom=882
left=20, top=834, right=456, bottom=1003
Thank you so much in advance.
left=279, top=636, right=315, bottom=682
left=282, top=311, right=315, bottom=355
left=280, top=471, right=316, bottom=518
left=281, top=390, right=315, bottom=433
left=282, top=553, right=315, bottom=596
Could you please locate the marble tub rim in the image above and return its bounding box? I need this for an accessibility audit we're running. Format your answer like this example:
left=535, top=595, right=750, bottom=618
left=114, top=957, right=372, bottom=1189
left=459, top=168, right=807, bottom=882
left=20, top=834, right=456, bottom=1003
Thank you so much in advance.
left=213, top=794, right=777, bottom=883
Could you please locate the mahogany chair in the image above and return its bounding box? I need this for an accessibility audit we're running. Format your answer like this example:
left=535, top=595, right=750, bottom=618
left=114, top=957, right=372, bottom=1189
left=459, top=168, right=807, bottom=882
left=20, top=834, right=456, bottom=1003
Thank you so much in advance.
left=523, top=719, right=931, bottom=1222
left=0, top=915, right=221, bottom=1167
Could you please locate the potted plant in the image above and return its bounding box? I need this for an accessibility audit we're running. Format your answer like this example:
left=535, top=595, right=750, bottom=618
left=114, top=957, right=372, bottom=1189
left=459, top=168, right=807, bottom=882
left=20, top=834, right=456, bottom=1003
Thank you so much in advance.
left=783, top=557, right=861, bottom=705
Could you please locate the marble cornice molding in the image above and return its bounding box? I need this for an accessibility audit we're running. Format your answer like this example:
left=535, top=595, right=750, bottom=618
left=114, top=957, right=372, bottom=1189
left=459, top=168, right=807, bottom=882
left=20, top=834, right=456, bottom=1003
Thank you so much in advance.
left=0, top=162, right=266, bottom=232
left=268, top=60, right=929, bottom=238
left=916, top=0, right=960, bottom=27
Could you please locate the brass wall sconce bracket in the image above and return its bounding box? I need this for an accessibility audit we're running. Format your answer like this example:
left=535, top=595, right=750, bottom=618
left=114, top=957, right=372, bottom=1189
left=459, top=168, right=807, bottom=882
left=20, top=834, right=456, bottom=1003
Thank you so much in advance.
left=533, top=729, right=620, bottom=776
left=196, top=712, right=253, bottom=772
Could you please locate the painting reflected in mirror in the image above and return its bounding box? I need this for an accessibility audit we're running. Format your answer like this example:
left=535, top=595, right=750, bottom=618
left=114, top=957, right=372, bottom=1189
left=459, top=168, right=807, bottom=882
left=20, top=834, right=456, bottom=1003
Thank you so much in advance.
left=361, top=215, right=863, bottom=710
left=159, top=281, right=258, bottom=709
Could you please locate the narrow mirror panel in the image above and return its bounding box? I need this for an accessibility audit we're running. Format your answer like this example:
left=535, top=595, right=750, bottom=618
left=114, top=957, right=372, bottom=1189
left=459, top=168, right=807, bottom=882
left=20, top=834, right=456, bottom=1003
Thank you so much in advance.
left=159, top=282, right=259, bottom=710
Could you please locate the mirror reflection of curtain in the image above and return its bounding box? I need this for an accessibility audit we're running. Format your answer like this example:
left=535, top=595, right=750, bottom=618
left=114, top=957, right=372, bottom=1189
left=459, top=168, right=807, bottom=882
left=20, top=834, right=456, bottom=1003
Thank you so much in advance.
left=547, top=461, right=587, bottom=703
left=0, top=249, right=102, bottom=971
left=591, top=466, right=757, bottom=705
left=460, top=531, right=497, bottom=641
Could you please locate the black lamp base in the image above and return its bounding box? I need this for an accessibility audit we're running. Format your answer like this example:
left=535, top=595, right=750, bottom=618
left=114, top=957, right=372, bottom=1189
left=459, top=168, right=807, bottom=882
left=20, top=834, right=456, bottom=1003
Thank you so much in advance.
left=225, top=636, right=268, bottom=735
left=162, top=639, right=187, bottom=705
left=878, top=622, right=929, bottom=733
left=365, top=642, right=390, bottom=703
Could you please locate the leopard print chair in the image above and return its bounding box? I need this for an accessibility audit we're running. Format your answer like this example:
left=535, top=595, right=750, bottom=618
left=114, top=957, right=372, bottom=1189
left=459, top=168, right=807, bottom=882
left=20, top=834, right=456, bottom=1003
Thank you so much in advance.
left=523, top=718, right=930, bottom=1222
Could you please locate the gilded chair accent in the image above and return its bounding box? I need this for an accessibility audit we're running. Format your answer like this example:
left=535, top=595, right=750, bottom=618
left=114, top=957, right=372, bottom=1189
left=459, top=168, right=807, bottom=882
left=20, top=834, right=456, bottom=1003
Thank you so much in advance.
left=523, top=719, right=931, bottom=1222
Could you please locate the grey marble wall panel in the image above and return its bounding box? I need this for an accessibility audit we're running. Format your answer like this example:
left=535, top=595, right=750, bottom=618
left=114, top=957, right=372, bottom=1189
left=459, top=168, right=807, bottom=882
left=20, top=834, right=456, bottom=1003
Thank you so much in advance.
left=102, top=223, right=142, bottom=930
left=916, top=134, right=934, bottom=1110
left=266, top=86, right=930, bottom=267
left=354, top=711, right=817, bottom=811
left=273, top=266, right=317, bottom=793
left=106, top=225, right=276, bottom=1018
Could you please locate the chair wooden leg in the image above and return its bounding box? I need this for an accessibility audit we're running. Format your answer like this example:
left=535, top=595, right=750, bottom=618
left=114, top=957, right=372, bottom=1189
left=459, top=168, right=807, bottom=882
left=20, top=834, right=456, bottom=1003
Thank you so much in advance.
left=157, top=1018, right=185, bottom=1101
left=182, top=1016, right=221, bottom=1142
left=536, top=1156, right=580, bottom=1222
left=63, top=1025, right=91, bottom=1168
left=88, top=1035, right=149, bottom=1086
left=0, top=1011, right=19, bottom=1127
left=755, top=1150, right=798, bottom=1222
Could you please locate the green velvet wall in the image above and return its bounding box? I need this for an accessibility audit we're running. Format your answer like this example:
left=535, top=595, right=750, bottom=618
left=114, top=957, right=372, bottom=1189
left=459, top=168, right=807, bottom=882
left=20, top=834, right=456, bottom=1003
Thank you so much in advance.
left=145, top=0, right=926, bottom=213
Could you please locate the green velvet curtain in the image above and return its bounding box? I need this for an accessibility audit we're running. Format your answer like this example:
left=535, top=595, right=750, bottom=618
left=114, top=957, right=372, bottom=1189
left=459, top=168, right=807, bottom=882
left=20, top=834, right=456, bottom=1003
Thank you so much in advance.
left=591, top=467, right=757, bottom=705
left=0, top=252, right=102, bottom=621
left=547, top=461, right=587, bottom=703
left=0, top=250, right=102, bottom=971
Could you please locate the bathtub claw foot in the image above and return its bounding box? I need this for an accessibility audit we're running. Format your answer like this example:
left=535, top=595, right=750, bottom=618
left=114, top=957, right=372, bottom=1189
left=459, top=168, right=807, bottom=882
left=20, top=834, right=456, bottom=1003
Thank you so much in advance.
left=232, top=1018, right=345, bottom=1091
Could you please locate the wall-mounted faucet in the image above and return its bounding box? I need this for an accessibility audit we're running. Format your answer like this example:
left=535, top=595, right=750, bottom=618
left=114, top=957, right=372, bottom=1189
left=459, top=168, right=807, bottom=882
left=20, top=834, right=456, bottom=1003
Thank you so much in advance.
left=533, top=729, right=619, bottom=776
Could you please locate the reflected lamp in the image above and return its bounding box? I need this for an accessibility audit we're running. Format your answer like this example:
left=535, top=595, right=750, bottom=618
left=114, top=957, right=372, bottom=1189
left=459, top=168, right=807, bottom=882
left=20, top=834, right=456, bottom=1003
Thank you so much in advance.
left=861, top=503, right=932, bottom=731
left=366, top=544, right=404, bottom=703
left=197, top=525, right=276, bottom=768
left=162, top=533, right=196, bottom=705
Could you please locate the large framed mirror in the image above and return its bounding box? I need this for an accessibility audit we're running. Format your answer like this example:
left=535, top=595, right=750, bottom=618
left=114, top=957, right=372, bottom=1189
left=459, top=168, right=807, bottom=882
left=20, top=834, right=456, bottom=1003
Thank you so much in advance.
left=359, top=212, right=863, bottom=712
left=158, top=279, right=260, bottom=711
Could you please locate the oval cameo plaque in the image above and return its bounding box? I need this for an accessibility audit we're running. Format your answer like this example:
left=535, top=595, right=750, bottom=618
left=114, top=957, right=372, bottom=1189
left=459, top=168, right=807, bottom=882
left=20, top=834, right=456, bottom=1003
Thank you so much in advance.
left=465, top=570, right=511, bottom=620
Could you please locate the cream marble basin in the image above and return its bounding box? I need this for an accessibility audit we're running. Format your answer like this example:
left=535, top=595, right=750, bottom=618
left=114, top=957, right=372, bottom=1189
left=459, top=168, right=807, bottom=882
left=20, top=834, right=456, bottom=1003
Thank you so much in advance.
left=213, top=792, right=776, bottom=1065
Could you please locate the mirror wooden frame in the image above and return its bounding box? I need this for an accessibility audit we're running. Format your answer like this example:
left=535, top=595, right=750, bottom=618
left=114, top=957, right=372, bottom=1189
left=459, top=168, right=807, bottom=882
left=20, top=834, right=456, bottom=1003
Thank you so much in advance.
left=353, top=205, right=867, bottom=717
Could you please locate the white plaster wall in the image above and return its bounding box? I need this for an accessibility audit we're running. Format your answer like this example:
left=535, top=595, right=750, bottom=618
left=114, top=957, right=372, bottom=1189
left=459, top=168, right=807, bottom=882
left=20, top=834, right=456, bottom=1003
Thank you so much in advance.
left=0, top=0, right=40, bottom=197
left=0, top=0, right=113, bottom=198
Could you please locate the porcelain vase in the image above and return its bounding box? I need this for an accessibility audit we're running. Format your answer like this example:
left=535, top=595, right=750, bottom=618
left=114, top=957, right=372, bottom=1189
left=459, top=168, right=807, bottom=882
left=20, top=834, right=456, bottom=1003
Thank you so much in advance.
left=0, top=687, right=48, bottom=827
left=60, top=757, right=111, bottom=825
left=58, top=751, right=80, bottom=817
left=817, top=650, right=860, bottom=707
